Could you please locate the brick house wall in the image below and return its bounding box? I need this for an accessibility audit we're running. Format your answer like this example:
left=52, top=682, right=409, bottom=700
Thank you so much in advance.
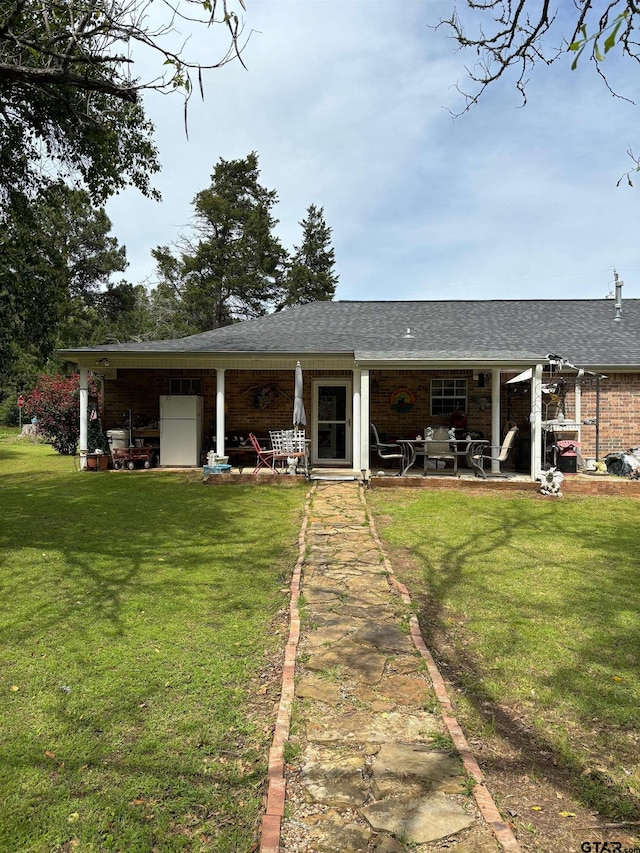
left=104, top=368, right=349, bottom=445
left=103, top=367, right=640, bottom=465
left=580, top=372, right=640, bottom=456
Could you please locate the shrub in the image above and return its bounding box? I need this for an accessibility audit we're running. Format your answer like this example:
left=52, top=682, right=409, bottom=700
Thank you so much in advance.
left=25, top=374, right=100, bottom=456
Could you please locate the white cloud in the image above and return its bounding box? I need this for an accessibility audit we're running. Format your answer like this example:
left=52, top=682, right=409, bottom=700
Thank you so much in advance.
left=106, top=0, right=640, bottom=302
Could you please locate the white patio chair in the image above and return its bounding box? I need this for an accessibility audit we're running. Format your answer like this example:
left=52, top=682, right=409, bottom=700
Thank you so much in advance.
left=471, top=426, right=519, bottom=478
left=269, top=429, right=307, bottom=474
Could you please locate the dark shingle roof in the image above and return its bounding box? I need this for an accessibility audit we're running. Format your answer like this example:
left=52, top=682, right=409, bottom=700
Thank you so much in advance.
left=58, top=299, right=640, bottom=368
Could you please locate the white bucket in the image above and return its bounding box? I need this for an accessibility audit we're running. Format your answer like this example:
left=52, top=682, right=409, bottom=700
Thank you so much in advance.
left=107, top=429, right=129, bottom=449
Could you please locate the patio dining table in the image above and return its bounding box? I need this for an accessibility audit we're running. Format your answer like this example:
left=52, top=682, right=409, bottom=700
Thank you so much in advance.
left=396, top=437, right=488, bottom=477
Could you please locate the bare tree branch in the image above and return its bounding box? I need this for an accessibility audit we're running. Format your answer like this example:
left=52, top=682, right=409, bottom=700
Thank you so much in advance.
left=0, top=61, right=138, bottom=100
left=0, top=0, right=250, bottom=104
left=438, top=0, right=640, bottom=113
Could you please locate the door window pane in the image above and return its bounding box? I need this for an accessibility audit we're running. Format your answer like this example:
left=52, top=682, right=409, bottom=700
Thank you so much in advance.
left=318, top=424, right=346, bottom=459
left=318, top=386, right=346, bottom=421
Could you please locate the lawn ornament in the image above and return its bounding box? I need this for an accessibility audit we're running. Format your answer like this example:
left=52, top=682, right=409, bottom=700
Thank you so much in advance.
left=538, top=466, right=564, bottom=496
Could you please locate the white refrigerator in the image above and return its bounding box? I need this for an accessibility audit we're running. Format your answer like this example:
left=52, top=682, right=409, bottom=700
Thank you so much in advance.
left=159, top=396, right=203, bottom=466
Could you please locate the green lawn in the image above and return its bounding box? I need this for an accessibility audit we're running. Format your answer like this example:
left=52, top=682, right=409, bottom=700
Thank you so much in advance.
left=0, top=436, right=306, bottom=853
left=366, top=488, right=640, bottom=821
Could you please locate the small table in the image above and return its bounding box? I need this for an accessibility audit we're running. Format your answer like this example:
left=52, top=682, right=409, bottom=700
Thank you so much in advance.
left=397, top=438, right=488, bottom=477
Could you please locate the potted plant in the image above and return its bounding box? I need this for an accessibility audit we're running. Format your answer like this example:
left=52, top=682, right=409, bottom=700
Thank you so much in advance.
left=87, top=422, right=110, bottom=470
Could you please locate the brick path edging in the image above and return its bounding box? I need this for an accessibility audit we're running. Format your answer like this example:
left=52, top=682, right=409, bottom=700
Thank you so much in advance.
left=260, top=483, right=314, bottom=853
left=361, top=485, right=523, bottom=853
left=260, top=482, right=521, bottom=853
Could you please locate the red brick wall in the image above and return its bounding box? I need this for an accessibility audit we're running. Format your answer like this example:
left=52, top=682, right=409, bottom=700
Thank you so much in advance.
left=104, top=369, right=217, bottom=433
left=104, top=367, right=350, bottom=441
left=103, top=367, right=640, bottom=461
left=580, top=373, right=640, bottom=456
left=370, top=369, right=495, bottom=440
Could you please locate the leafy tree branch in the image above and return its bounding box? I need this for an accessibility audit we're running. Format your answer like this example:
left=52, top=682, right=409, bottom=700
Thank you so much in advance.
left=0, top=0, right=249, bottom=202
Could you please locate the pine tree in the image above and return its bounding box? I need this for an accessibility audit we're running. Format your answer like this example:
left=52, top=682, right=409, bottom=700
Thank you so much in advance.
left=282, top=204, right=338, bottom=308
left=165, top=152, right=288, bottom=333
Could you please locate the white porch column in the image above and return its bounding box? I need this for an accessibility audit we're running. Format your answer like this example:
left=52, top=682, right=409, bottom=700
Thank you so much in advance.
left=574, top=376, right=582, bottom=444
left=79, top=367, right=89, bottom=471
left=216, top=368, right=226, bottom=455
left=352, top=368, right=361, bottom=470
left=360, top=369, right=370, bottom=478
left=490, top=368, right=501, bottom=474
left=530, top=363, right=543, bottom=480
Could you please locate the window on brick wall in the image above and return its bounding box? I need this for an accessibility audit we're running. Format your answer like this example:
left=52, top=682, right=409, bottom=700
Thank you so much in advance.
left=169, top=378, right=202, bottom=395
left=431, top=378, right=467, bottom=415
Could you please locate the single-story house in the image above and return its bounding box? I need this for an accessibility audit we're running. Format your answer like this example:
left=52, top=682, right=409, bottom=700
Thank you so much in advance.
left=57, top=295, right=640, bottom=479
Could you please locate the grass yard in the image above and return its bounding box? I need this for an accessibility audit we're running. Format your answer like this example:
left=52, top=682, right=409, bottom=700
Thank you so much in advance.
left=0, top=433, right=306, bottom=853
left=367, top=488, right=640, bottom=831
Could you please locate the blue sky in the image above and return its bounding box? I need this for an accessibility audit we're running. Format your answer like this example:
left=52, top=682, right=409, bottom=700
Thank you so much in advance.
left=106, top=0, right=639, bottom=302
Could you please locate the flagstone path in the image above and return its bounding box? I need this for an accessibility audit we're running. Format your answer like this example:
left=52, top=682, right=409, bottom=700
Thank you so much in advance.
left=262, top=481, right=521, bottom=853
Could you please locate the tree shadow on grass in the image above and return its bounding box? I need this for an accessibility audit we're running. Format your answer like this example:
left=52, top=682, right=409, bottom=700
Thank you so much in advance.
left=0, top=469, right=301, bottom=642
left=379, top=491, right=640, bottom=823
left=0, top=467, right=304, bottom=851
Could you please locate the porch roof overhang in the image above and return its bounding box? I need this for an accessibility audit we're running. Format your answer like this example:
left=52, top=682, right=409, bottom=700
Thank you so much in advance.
left=59, top=346, right=548, bottom=375
left=353, top=348, right=546, bottom=370
left=57, top=348, right=359, bottom=373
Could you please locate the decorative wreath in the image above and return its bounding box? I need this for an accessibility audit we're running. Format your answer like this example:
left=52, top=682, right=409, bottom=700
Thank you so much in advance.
left=254, top=384, right=277, bottom=410
left=390, top=386, right=416, bottom=414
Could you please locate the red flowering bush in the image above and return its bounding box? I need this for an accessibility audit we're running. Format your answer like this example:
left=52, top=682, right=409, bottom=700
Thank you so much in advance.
left=25, top=373, right=99, bottom=456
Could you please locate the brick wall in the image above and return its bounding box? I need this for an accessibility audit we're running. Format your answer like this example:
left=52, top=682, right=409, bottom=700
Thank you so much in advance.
left=104, top=368, right=349, bottom=442
left=370, top=369, right=496, bottom=440
left=104, top=369, right=217, bottom=432
left=580, top=373, right=640, bottom=456
left=104, top=367, right=640, bottom=462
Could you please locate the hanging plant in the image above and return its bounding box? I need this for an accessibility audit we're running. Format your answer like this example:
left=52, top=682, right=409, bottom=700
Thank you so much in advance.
left=390, top=386, right=416, bottom=414
left=254, top=384, right=277, bottom=410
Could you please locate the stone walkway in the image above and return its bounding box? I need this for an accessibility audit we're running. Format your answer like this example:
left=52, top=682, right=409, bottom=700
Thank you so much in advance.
left=262, top=481, right=521, bottom=853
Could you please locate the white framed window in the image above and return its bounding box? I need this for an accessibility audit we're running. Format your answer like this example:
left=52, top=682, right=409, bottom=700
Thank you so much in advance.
left=431, top=378, right=467, bottom=416
left=169, top=377, right=202, bottom=395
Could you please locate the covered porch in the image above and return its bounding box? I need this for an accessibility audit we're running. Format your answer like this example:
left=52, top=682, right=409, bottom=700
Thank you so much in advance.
left=71, top=356, right=587, bottom=482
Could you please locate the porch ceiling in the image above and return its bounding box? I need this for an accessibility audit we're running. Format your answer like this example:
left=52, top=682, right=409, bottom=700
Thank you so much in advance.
left=67, top=353, right=359, bottom=372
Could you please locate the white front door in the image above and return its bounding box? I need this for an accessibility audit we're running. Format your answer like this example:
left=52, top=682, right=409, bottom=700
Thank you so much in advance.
left=312, top=379, right=352, bottom=465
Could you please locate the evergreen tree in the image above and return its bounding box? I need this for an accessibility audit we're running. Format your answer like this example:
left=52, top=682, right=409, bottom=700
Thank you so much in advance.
left=282, top=204, right=338, bottom=308
left=155, top=152, right=288, bottom=333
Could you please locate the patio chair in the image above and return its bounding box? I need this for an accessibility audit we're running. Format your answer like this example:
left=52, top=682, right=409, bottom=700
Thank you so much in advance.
left=419, top=426, right=457, bottom=474
left=471, top=426, right=519, bottom=479
left=370, top=424, right=404, bottom=474
left=269, top=429, right=307, bottom=474
left=283, top=428, right=310, bottom=474
left=248, top=432, right=281, bottom=474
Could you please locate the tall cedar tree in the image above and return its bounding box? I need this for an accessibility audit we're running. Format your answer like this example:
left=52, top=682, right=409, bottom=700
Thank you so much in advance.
left=159, top=152, right=288, bottom=332
left=282, top=204, right=338, bottom=308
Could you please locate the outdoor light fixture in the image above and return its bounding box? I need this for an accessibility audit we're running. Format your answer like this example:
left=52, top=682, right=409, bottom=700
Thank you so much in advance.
left=97, top=358, right=110, bottom=367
